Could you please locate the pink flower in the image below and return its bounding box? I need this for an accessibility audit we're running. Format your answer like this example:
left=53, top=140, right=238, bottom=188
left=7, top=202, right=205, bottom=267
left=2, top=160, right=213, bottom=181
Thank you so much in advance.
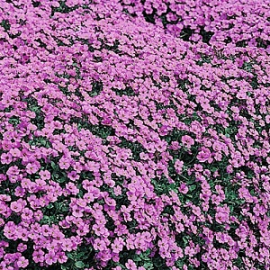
left=21, top=149, right=30, bottom=162
left=14, top=187, right=25, bottom=197
left=98, top=249, right=112, bottom=263
left=105, top=197, right=116, bottom=207
left=125, top=259, right=137, bottom=270
left=170, top=141, right=180, bottom=150
left=17, top=256, right=29, bottom=268
left=68, top=170, right=80, bottom=181
left=59, top=157, right=70, bottom=170
left=21, top=208, right=33, bottom=220
left=10, top=201, right=24, bottom=213
left=112, top=238, right=124, bottom=253
left=45, top=251, right=57, bottom=265
left=65, top=182, right=79, bottom=195
left=159, top=125, right=170, bottom=136
left=26, top=162, right=40, bottom=174
left=6, top=166, right=19, bottom=176
left=215, top=205, right=230, bottom=224
left=34, top=210, right=43, bottom=221
left=0, top=153, right=13, bottom=164
left=39, top=170, right=51, bottom=180
left=46, top=240, right=60, bottom=253
left=77, top=223, right=89, bottom=236
left=181, top=135, right=195, bottom=148
left=72, top=205, right=84, bottom=218
left=193, top=164, right=203, bottom=172
left=179, top=183, right=188, bottom=194
left=112, top=267, right=122, bottom=270
left=102, top=117, right=112, bottom=125
left=197, top=147, right=212, bottom=163
left=17, top=243, right=27, bottom=253
left=42, top=224, right=52, bottom=237
left=93, top=238, right=107, bottom=251
left=93, top=224, right=108, bottom=237
left=9, top=148, right=21, bottom=158
left=57, top=252, right=68, bottom=264
left=113, top=186, right=122, bottom=196
left=35, top=179, right=47, bottom=191
left=62, top=239, right=73, bottom=252
left=174, top=159, right=184, bottom=173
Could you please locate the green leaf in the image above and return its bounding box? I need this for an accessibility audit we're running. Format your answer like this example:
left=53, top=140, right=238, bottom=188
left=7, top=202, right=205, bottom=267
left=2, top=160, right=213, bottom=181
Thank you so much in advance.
left=139, top=249, right=151, bottom=261
left=183, top=236, right=189, bottom=245
left=40, top=215, right=51, bottom=225
left=75, top=261, right=85, bottom=268
left=210, top=167, right=218, bottom=172
left=31, top=106, right=40, bottom=112
left=133, top=254, right=141, bottom=262
left=46, top=203, right=54, bottom=209
left=57, top=177, right=66, bottom=183
left=76, top=252, right=87, bottom=259
left=168, top=183, right=177, bottom=191
left=52, top=173, right=60, bottom=181
left=67, top=252, right=74, bottom=260
left=61, top=206, right=69, bottom=212
left=189, top=184, right=196, bottom=192
left=51, top=161, right=57, bottom=170
left=176, top=260, right=185, bottom=268
left=143, top=262, right=154, bottom=270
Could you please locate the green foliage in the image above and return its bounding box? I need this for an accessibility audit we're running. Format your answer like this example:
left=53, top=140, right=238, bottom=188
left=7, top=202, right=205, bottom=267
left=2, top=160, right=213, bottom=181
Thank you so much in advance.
left=112, top=86, right=135, bottom=96
left=70, top=116, right=115, bottom=139
left=0, top=19, right=11, bottom=31
left=74, top=261, right=85, bottom=268
left=152, top=255, right=171, bottom=270
left=8, top=116, right=20, bottom=127
left=117, top=137, right=145, bottom=161
left=151, top=175, right=172, bottom=196
left=90, top=81, right=103, bottom=97
left=29, top=136, right=51, bottom=148
left=132, top=249, right=155, bottom=269
left=51, top=1, right=79, bottom=16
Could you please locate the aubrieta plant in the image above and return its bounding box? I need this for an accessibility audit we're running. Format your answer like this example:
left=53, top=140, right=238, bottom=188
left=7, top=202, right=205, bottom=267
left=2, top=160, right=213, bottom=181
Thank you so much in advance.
left=0, top=0, right=269, bottom=269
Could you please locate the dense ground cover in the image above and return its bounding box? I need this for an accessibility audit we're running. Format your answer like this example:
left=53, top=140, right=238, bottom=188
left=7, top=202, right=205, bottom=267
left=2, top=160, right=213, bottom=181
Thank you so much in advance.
left=0, top=0, right=270, bottom=269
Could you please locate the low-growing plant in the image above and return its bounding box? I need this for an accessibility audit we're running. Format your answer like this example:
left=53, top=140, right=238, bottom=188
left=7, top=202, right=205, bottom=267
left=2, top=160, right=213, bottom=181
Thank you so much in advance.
left=0, top=0, right=269, bottom=269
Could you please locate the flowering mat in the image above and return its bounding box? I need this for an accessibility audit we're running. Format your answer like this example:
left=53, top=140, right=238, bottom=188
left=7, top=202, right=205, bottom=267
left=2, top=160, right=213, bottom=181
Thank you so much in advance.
left=0, top=0, right=270, bottom=269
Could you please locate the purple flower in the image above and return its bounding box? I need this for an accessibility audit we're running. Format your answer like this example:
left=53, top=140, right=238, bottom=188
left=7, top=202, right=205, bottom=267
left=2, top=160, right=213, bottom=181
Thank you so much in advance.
left=16, top=256, right=29, bottom=268
left=197, top=147, right=212, bottom=163
left=26, top=162, right=39, bottom=174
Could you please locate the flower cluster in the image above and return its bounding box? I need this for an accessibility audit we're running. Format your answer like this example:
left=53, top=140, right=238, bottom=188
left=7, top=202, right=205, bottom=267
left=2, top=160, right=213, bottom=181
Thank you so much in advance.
left=0, top=0, right=269, bottom=269
left=121, top=0, right=270, bottom=49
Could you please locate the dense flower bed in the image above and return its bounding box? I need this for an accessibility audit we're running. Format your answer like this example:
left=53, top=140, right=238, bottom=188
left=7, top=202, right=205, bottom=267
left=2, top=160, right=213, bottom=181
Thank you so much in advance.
left=121, top=0, right=270, bottom=49
left=0, top=0, right=269, bottom=269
